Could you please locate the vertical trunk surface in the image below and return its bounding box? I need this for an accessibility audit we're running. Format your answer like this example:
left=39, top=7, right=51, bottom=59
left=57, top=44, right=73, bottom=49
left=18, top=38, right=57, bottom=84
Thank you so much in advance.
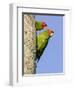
left=23, top=15, right=36, bottom=74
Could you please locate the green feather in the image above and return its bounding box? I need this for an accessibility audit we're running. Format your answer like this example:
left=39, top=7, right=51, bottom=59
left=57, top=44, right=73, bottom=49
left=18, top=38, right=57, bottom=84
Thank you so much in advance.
left=36, top=30, right=50, bottom=61
left=35, top=21, right=43, bottom=30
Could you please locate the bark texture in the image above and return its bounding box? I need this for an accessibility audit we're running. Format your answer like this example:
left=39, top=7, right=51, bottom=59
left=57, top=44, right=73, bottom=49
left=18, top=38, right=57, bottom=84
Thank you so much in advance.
left=23, top=15, right=36, bottom=74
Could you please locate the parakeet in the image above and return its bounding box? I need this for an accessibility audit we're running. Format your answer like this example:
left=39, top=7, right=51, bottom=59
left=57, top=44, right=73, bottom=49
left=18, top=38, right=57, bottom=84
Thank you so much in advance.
left=36, top=29, right=54, bottom=62
left=35, top=21, right=47, bottom=30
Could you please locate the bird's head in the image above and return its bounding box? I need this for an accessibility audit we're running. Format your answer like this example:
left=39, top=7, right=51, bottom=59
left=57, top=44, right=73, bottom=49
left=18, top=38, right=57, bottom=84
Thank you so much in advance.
left=48, top=29, right=54, bottom=37
left=42, top=21, right=47, bottom=28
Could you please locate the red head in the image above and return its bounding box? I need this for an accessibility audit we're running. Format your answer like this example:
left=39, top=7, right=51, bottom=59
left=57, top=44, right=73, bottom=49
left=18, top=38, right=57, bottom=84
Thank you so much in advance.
left=42, top=22, right=47, bottom=29
left=48, top=29, right=54, bottom=37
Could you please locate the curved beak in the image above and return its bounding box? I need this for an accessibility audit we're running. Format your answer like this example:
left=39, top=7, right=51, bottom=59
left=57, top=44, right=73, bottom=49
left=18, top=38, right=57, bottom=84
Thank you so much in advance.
left=48, top=29, right=54, bottom=37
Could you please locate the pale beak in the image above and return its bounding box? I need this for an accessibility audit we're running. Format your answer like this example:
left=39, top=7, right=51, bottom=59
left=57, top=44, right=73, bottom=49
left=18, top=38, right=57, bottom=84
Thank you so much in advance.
left=50, top=32, right=54, bottom=37
left=48, top=29, right=54, bottom=37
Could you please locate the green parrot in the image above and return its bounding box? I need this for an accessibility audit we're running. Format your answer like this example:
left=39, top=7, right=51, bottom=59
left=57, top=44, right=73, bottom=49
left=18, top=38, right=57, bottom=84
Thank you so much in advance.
left=35, top=21, right=47, bottom=30
left=36, top=29, right=54, bottom=62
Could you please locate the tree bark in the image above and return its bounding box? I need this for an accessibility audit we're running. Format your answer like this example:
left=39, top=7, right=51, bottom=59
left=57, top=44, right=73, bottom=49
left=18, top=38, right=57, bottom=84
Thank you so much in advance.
left=23, top=15, right=36, bottom=74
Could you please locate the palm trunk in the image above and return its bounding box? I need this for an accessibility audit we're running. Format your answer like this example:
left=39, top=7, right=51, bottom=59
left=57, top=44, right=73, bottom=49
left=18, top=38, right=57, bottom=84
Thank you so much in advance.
left=23, top=14, right=36, bottom=74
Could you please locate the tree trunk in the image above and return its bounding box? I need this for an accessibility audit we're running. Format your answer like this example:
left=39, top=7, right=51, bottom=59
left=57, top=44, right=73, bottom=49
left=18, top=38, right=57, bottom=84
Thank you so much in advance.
left=23, top=15, right=36, bottom=74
